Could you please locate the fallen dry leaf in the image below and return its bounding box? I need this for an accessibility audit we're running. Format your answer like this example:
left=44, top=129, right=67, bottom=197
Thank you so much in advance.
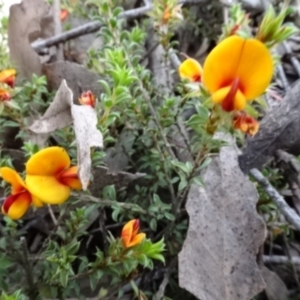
left=261, top=266, right=288, bottom=300
left=29, top=80, right=103, bottom=189
left=179, top=144, right=266, bottom=300
left=8, top=0, right=53, bottom=80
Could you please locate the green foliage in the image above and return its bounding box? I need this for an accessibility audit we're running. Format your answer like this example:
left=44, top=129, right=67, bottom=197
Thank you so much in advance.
left=256, top=3, right=299, bottom=47
left=0, top=0, right=296, bottom=298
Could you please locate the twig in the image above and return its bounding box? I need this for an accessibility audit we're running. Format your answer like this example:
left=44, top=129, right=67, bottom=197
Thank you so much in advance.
left=20, top=237, right=40, bottom=299
left=31, top=0, right=207, bottom=51
left=73, top=192, right=151, bottom=216
left=52, top=0, right=64, bottom=60
left=282, top=41, right=300, bottom=78
left=31, top=0, right=153, bottom=51
left=153, top=259, right=176, bottom=300
left=47, top=204, right=58, bottom=225
left=263, top=255, right=300, bottom=265
left=283, top=233, right=300, bottom=287
left=276, top=63, right=290, bottom=93
left=250, top=168, right=300, bottom=231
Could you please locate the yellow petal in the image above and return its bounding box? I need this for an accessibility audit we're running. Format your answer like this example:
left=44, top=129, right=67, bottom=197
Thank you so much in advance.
left=2, top=192, right=31, bottom=220
left=203, top=36, right=273, bottom=99
left=0, top=167, right=26, bottom=194
left=26, top=147, right=71, bottom=176
left=179, top=58, right=202, bottom=82
left=212, top=87, right=246, bottom=111
left=26, top=175, right=70, bottom=204
left=127, top=233, right=146, bottom=247
left=233, top=90, right=247, bottom=111
left=31, top=195, right=44, bottom=207
left=211, top=86, right=231, bottom=104
left=0, top=69, right=16, bottom=88
left=0, top=69, right=16, bottom=80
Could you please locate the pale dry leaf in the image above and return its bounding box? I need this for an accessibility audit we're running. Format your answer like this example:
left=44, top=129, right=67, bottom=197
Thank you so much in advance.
left=179, top=145, right=266, bottom=300
left=261, top=266, right=288, bottom=300
left=8, top=0, right=52, bottom=80
left=71, top=104, right=103, bottom=189
left=29, top=80, right=103, bottom=190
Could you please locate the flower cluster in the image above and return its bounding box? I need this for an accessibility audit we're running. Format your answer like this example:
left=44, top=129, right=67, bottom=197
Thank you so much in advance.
left=178, top=4, right=296, bottom=137
left=179, top=35, right=273, bottom=136
left=1, top=147, right=82, bottom=220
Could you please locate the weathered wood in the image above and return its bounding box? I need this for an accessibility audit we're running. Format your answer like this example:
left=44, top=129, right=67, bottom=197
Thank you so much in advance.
left=239, top=80, right=300, bottom=172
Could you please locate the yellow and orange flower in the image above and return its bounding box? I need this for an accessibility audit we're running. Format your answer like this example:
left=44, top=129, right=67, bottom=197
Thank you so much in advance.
left=0, top=88, right=12, bottom=102
left=121, top=219, right=146, bottom=248
left=233, top=112, right=259, bottom=136
left=78, top=91, right=95, bottom=108
left=202, top=35, right=273, bottom=111
left=25, top=147, right=82, bottom=205
left=0, top=69, right=16, bottom=88
left=179, top=58, right=203, bottom=82
left=1, top=167, right=43, bottom=220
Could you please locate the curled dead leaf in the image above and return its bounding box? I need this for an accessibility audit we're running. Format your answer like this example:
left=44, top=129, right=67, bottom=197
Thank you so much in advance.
left=8, top=0, right=53, bottom=80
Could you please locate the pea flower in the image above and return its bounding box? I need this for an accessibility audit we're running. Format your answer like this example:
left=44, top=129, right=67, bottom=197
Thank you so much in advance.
left=121, top=219, right=146, bottom=248
left=78, top=91, right=95, bottom=108
left=233, top=112, right=259, bottom=136
left=162, top=4, right=183, bottom=23
left=60, top=9, right=69, bottom=22
left=25, top=147, right=82, bottom=205
left=0, top=88, right=12, bottom=102
left=0, top=69, right=16, bottom=88
left=1, top=167, right=43, bottom=220
left=179, top=58, right=203, bottom=82
left=203, top=35, right=273, bottom=112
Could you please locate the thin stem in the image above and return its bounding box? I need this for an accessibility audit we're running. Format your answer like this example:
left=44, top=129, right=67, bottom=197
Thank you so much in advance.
left=20, top=237, right=40, bottom=299
left=250, top=168, right=300, bottom=231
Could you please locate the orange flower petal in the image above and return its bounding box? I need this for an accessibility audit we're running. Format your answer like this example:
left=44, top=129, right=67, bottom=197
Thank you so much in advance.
left=25, top=175, right=71, bottom=204
left=60, top=9, right=69, bottom=22
left=233, top=113, right=259, bottom=136
left=179, top=58, right=202, bottom=82
left=2, top=191, right=31, bottom=220
left=0, top=88, right=11, bottom=101
left=121, top=219, right=135, bottom=248
left=26, top=147, right=71, bottom=176
left=127, top=233, right=146, bottom=248
left=203, top=36, right=273, bottom=100
left=0, top=167, right=26, bottom=194
left=58, top=166, right=82, bottom=190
